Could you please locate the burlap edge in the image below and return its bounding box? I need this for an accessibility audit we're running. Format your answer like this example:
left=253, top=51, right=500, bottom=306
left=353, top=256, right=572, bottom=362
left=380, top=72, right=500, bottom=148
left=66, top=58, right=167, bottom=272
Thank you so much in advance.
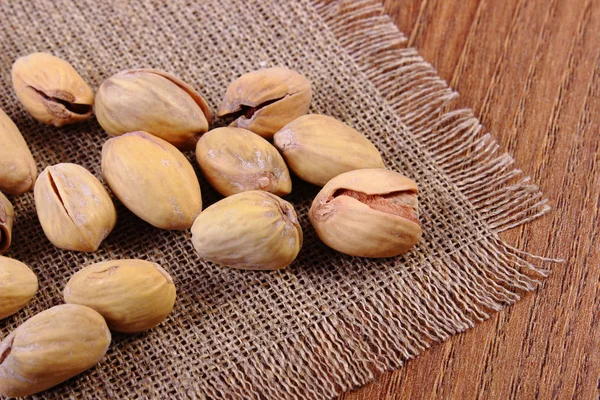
left=193, top=1, right=559, bottom=398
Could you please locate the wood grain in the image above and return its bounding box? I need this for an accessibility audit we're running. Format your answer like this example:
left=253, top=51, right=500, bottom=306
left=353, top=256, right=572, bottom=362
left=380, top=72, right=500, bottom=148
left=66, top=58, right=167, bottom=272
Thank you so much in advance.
left=340, top=0, right=600, bottom=398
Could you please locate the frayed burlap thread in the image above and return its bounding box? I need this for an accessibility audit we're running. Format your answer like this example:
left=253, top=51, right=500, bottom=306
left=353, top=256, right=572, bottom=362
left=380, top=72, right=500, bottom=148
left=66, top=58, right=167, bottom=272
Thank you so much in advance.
left=0, top=0, right=554, bottom=398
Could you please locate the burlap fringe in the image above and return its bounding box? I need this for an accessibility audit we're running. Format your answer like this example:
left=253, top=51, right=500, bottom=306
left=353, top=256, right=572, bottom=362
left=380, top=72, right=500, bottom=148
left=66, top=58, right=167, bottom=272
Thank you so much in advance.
left=200, top=1, right=556, bottom=398
left=314, top=0, right=552, bottom=234
left=202, top=239, right=552, bottom=398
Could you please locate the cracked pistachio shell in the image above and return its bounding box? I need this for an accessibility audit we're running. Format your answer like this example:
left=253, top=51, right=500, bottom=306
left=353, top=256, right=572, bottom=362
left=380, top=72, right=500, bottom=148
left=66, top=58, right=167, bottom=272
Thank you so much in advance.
left=0, top=193, right=14, bottom=254
left=34, top=163, right=116, bottom=252
left=195, top=127, right=292, bottom=197
left=274, top=114, right=384, bottom=186
left=309, top=168, right=422, bottom=258
left=0, top=256, right=38, bottom=320
left=0, top=108, right=37, bottom=194
left=64, top=259, right=176, bottom=333
left=102, top=131, right=202, bottom=230
left=0, top=304, right=111, bottom=398
left=95, top=69, right=213, bottom=150
left=217, top=67, right=312, bottom=139
left=11, top=52, right=94, bottom=126
left=191, top=190, right=302, bottom=270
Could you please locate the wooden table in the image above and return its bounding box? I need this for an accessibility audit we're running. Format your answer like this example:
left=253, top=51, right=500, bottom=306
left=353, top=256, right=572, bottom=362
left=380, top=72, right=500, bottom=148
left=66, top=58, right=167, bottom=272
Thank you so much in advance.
left=342, top=0, right=600, bottom=398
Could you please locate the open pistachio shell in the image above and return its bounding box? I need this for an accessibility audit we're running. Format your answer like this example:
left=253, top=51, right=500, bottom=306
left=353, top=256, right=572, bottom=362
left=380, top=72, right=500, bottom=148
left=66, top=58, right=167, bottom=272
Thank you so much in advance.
left=34, top=163, right=117, bottom=252
left=309, top=168, right=422, bottom=258
left=11, top=52, right=94, bottom=126
left=217, top=67, right=311, bottom=139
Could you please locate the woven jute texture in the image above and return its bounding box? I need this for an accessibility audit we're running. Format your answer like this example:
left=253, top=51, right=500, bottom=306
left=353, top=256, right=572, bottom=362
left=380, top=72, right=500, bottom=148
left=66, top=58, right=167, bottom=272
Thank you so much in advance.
left=0, top=0, right=553, bottom=398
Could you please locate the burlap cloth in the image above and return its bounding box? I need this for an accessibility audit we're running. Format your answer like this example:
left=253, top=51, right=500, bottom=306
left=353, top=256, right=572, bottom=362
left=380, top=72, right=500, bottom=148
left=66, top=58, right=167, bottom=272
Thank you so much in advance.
left=0, top=0, right=553, bottom=398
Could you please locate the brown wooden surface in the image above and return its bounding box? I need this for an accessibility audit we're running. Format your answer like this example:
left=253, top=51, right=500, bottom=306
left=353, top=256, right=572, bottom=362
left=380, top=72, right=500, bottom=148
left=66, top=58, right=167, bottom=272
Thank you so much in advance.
left=341, top=0, right=600, bottom=399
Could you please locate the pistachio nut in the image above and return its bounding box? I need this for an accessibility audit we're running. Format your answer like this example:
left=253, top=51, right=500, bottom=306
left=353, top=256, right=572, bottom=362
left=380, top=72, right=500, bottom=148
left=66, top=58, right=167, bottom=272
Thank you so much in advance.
left=0, top=193, right=14, bottom=254
left=309, top=168, right=422, bottom=258
left=0, top=108, right=37, bottom=194
left=64, top=259, right=176, bottom=333
left=0, top=304, right=110, bottom=397
left=11, top=52, right=94, bottom=126
left=34, top=163, right=117, bottom=252
left=274, top=114, right=385, bottom=186
left=195, top=127, right=292, bottom=197
left=95, top=69, right=213, bottom=150
left=0, top=256, right=38, bottom=320
left=217, top=67, right=312, bottom=139
left=102, top=131, right=202, bottom=230
left=191, top=190, right=302, bottom=270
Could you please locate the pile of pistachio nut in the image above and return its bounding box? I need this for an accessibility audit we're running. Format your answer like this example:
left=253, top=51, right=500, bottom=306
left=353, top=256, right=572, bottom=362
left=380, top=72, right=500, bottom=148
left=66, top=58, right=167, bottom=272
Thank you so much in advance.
left=0, top=52, right=422, bottom=397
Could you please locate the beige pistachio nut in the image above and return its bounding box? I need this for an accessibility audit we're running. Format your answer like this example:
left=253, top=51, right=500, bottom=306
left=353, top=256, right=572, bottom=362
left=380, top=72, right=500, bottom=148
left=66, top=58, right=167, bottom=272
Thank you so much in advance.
left=309, top=168, right=422, bottom=258
left=195, top=127, right=292, bottom=197
left=95, top=69, right=213, bottom=150
left=0, top=256, right=38, bottom=320
left=34, top=163, right=117, bottom=252
left=273, top=114, right=384, bottom=187
left=217, top=67, right=312, bottom=139
left=102, top=131, right=202, bottom=230
left=11, top=52, right=94, bottom=126
left=0, top=108, right=37, bottom=194
left=191, top=190, right=302, bottom=270
left=0, top=193, right=14, bottom=254
left=0, top=304, right=110, bottom=397
left=64, top=259, right=176, bottom=333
